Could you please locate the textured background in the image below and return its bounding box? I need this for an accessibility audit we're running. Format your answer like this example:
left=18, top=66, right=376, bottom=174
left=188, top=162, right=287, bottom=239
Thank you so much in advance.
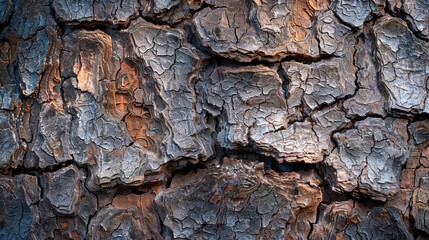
left=0, top=0, right=429, bottom=239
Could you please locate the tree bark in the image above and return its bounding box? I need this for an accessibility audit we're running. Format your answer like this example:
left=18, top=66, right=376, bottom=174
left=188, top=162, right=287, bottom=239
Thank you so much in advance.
left=0, top=0, right=428, bottom=239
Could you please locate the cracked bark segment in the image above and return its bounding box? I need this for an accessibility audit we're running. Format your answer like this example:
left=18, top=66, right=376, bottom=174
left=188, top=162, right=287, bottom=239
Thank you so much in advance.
left=124, top=105, right=164, bottom=153
left=10, top=0, right=58, bottom=96
left=10, top=0, right=55, bottom=39
left=61, top=30, right=114, bottom=98
left=88, top=193, right=162, bottom=240
left=0, top=110, right=26, bottom=171
left=64, top=86, right=162, bottom=188
left=129, top=19, right=214, bottom=161
left=325, top=117, right=409, bottom=201
left=282, top=57, right=357, bottom=111
left=32, top=102, right=73, bottom=168
left=38, top=26, right=63, bottom=107
left=0, top=28, right=21, bottom=110
left=37, top=165, right=98, bottom=239
left=343, top=28, right=386, bottom=117
left=198, top=65, right=287, bottom=147
left=192, top=0, right=329, bottom=62
left=140, top=0, right=204, bottom=24
left=61, top=29, right=162, bottom=188
left=22, top=27, right=62, bottom=100
left=310, top=200, right=413, bottom=239
left=311, top=105, right=350, bottom=151
left=18, top=29, right=52, bottom=96
left=63, top=84, right=131, bottom=155
left=61, top=29, right=126, bottom=162
left=316, top=10, right=352, bottom=55
left=409, top=121, right=429, bottom=146
left=0, top=174, right=40, bottom=239
left=0, top=84, right=20, bottom=110
left=45, top=165, right=82, bottom=215
left=105, top=59, right=140, bottom=121
left=254, top=122, right=328, bottom=163
left=104, top=58, right=165, bottom=153
left=198, top=65, right=328, bottom=163
left=65, top=87, right=152, bottom=188
left=0, top=72, right=21, bottom=111
left=155, top=158, right=322, bottom=239
left=52, top=0, right=139, bottom=25
left=411, top=172, right=429, bottom=235
left=60, top=22, right=213, bottom=188
left=0, top=0, right=12, bottom=25
left=95, top=143, right=161, bottom=188
left=332, top=0, right=371, bottom=27
left=402, top=0, right=429, bottom=40
left=374, top=16, right=429, bottom=116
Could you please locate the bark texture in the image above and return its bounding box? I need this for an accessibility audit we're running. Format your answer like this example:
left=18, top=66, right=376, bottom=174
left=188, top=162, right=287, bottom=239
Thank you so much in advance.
left=1, top=0, right=429, bottom=239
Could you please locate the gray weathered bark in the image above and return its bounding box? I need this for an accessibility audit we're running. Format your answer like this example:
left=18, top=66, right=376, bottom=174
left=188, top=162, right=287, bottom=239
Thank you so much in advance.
left=1, top=0, right=429, bottom=239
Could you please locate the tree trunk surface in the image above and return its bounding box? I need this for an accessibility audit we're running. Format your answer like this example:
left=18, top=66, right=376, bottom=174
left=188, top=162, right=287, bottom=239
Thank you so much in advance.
left=0, top=0, right=428, bottom=239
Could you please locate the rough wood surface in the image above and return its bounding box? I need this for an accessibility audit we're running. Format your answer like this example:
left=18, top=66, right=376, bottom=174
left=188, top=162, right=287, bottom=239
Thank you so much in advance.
left=0, top=0, right=428, bottom=239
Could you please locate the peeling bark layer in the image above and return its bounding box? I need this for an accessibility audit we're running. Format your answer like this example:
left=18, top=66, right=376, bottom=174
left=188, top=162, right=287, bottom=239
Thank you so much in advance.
left=1, top=0, right=428, bottom=239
